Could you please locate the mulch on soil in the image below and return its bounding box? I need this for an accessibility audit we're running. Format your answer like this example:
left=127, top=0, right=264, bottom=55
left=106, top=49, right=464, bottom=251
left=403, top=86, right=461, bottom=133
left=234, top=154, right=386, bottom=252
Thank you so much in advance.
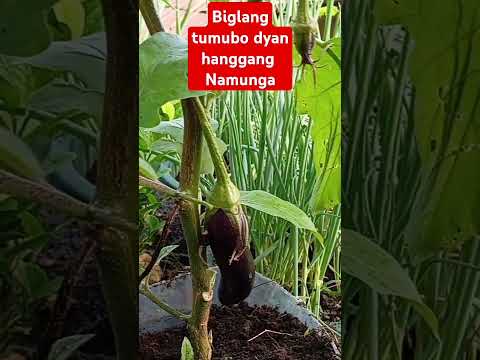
left=35, top=212, right=115, bottom=357
left=139, top=302, right=340, bottom=360
left=320, top=293, right=341, bottom=323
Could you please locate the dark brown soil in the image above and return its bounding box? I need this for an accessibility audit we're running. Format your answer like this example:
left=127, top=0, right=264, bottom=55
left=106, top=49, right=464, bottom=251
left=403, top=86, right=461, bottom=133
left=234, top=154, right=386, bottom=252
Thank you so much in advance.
left=35, top=212, right=115, bottom=358
left=139, top=302, right=340, bottom=360
left=320, top=294, right=341, bottom=323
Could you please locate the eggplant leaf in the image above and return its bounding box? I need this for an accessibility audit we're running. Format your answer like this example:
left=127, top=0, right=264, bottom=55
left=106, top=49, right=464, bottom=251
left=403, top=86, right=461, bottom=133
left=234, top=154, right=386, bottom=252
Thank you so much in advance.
left=139, top=33, right=206, bottom=127
left=139, top=157, right=158, bottom=180
left=240, top=190, right=317, bottom=232
left=296, top=39, right=341, bottom=213
left=0, top=128, right=45, bottom=180
left=343, top=229, right=439, bottom=339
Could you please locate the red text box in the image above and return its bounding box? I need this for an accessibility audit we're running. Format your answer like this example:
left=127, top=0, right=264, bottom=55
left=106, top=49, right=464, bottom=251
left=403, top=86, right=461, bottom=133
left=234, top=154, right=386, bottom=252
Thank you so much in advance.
left=188, top=2, right=293, bottom=91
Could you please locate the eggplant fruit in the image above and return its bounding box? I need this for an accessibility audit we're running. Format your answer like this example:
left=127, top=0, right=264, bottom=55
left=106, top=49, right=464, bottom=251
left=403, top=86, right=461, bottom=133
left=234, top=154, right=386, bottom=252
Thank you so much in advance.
left=206, top=207, right=255, bottom=305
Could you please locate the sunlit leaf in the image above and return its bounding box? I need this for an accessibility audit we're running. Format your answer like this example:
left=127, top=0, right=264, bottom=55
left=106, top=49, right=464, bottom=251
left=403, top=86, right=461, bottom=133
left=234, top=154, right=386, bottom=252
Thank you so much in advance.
left=296, top=39, right=341, bottom=213
left=240, top=190, right=317, bottom=232
left=139, top=157, right=158, bottom=180
left=146, top=118, right=225, bottom=174
left=158, top=245, right=179, bottom=264
left=139, top=33, right=206, bottom=127
left=181, top=337, right=194, bottom=360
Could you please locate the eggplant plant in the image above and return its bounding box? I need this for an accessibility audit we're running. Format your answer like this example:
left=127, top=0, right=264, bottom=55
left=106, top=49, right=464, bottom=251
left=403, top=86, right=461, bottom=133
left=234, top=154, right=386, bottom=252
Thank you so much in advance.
left=138, top=1, right=324, bottom=359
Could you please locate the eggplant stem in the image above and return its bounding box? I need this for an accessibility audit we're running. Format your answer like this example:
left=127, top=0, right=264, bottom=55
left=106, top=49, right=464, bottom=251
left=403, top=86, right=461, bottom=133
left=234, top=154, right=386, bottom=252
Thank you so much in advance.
left=140, top=284, right=191, bottom=321
left=296, top=0, right=309, bottom=24
left=193, top=97, right=231, bottom=187
left=139, top=175, right=213, bottom=208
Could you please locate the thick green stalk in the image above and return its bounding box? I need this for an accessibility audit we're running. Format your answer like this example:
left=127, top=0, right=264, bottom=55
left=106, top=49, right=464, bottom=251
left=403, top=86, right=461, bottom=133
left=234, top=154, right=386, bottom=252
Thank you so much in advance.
left=139, top=3, right=216, bottom=359
left=140, top=285, right=190, bottom=321
left=192, top=98, right=241, bottom=211
left=192, top=98, right=230, bottom=187
left=139, top=175, right=213, bottom=208
left=140, top=0, right=164, bottom=33
left=95, top=1, right=138, bottom=359
left=296, top=0, right=309, bottom=24
left=180, top=99, right=216, bottom=360
left=0, top=169, right=135, bottom=232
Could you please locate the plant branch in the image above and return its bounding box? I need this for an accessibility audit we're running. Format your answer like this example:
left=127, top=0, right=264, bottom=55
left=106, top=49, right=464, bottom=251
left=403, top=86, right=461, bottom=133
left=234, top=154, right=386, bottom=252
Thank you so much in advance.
left=139, top=175, right=213, bottom=208
left=192, top=98, right=230, bottom=186
left=296, top=0, right=309, bottom=24
left=140, top=0, right=165, bottom=33
left=140, top=284, right=190, bottom=321
left=139, top=204, right=179, bottom=284
left=0, top=169, right=136, bottom=232
left=139, top=3, right=216, bottom=358
left=180, top=98, right=216, bottom=360
left=2, top=107, right=98, bottom=145
left=95, top=1, right=138, bottom=359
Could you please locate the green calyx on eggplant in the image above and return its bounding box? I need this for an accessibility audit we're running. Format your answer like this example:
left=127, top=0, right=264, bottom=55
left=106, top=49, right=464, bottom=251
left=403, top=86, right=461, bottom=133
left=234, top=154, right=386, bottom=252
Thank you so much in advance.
left=205, top=182, right=255, bottom=305
left=208, top=178, right=241, bottom=211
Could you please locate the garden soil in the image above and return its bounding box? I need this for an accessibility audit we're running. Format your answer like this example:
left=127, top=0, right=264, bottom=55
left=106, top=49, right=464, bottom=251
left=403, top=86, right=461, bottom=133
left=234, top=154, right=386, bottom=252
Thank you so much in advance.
left=139, top=302, right=339, bottom=360
left=35, top=212, right=115, bottom=358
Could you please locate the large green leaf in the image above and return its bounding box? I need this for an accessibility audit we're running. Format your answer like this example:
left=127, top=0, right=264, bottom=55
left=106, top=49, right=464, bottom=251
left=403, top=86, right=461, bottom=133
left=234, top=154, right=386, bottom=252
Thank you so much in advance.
left=0, top=0, right=58, bottom=56
left=16, top=32, right=107, bottom=92
left=28, top=81, right=103, bottom=122
left=0, top=33, right=106, bottom=127
left=296, top=39, right=341, bottom=213
left=311, top=161, right=341, bottom=210
left=240, top=190, right=317, bottom=232
left=139, top=33, right=206, bottom=128
left=139, top=157, right=158, bottom=180
left=146, top=118, right=226, bottom=175
left=1, top=33, right=105, bottom=116
left=375, top=1, right=480, bottom=259
left=343, top=229, right=439, bottom=339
